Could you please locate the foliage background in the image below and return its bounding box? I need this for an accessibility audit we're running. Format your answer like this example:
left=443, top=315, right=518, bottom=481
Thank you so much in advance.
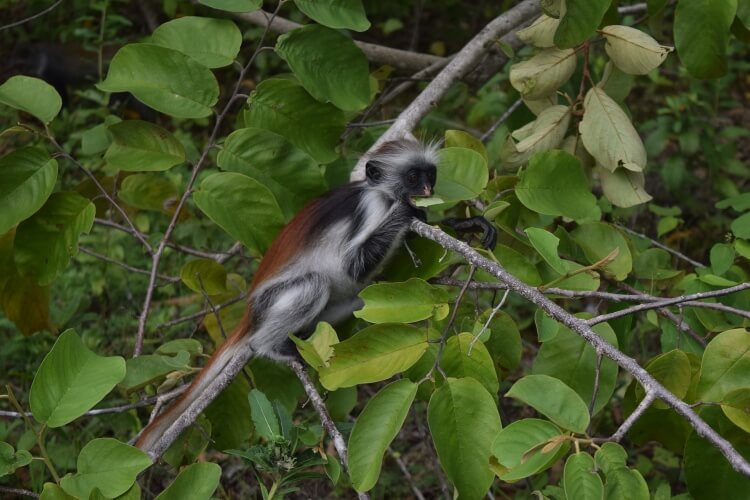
left=0, top=0, right=749, bottom=499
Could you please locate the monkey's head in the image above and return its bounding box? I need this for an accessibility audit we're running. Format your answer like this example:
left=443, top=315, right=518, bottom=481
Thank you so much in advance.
left=364, top=139, right=439, bottom=206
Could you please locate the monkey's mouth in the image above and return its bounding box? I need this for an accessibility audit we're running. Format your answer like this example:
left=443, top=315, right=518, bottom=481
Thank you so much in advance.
left=408, top=194, right=442, bottom=208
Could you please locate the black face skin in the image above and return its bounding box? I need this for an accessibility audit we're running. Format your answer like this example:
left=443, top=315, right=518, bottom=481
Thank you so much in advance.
left=402, top=163, right=437, bottom=199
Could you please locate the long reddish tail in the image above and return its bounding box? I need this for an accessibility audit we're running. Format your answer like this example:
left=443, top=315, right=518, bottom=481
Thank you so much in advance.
left=135, top=312, right=253, bottom=460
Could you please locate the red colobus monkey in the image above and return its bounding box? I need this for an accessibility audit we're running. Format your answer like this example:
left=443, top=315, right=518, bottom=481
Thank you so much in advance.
left=135, top=139, right=496, bottom=458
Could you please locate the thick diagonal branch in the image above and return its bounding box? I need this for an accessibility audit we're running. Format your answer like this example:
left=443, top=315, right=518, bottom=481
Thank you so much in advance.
left=410, top=219, right=750, bottom=477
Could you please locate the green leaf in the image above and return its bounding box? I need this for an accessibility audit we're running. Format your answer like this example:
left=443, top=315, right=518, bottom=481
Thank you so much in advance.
left=684, top=406, right=750, bottom=499
left=535, top=309, right=560, bottom=342
left=244, top=77, right=346, bottom=163
left=118, top=173, right=178, bottom=212
left=554, top=0, right=610, bottom=48
left=193, top=172, right=285, bottom=255
left=491, top=418, right=567, bottom=481
left=580, top=87, right=647, bottom=172
left=444, top=130, right=488, bottom=162
left=30, top=330, right=125, bottom=427
left=205, top=377, right=253, bottom=450
left=435, top=147, right=489, bottom=204
left=710, top=243, right=736, bottom=275
left=249, top=389, right=281, bottom=441
left=0, top=441, right=32, bottom=477
left=60, top=438, right=151, bottom=499
left=319, top=323, right=428, bottom=390
left=355, top=278, right=451, bottom=324
left=98, top=44, right=219, bottom=119
left=0, top=147, right=58, bottom=235
left=217, top=127, right=325, bottom=219
left=14, top=192, right=96, bottom=285
left=604, top=467, right=650, bottom=500
left=506, top=374, right=590, bottom=433
left=440, top=333, right=499, bottom=396
left=291, top=321, right=339, bottom=370
left=635, top=350, right=691, bottom=409
left=719, top=388, right=750, bottom=433
left=180, top=259, right=229, bottom=295
left=526, top=227, right=567, bottom=274
left=151, top=17, right=241, bottom=68
left=571, top=222, right=633, bottom=280
left=276, top=25, right=370, bottom=111
left=563, top=453, right=603, bottom=500
left=502, top=105, right=572, bottom=167
left=731, top=212, right=750, bottom=239
left=509, top=48, right=577, bottom=99
left=474, top=310, right=522, bottom=371
left=594, top=442, right=628, bottom=475
left=0, top=75, right=62, bottom=123
left=533, top=322, right=619, bottom=415
left=293, top=0, right=370, bottom=31
left=39, top=483, right=76, bottom=500
left=674, top=0, right=738, bottom=78
left=349, top=380, right=417, bottom=492
left=120, top=351, right=190, bottom=392
left=598, top=61, right=635, bottom=102
left=104, top=120, right=185, bottom=172
left=156, top=462, right=221, bottom=500
left=199, top=0, right=262, bottom=12
left=601, top=25, right=673, bottom=75
left=598, top=167, right=652, bottom=208
left=696, top=328, right=750, bottom=401
left=515, top=150, right=600, bottom=221
left=517, top=14, right=561, bottom=48
left=428, top=378, right=502, bottom=500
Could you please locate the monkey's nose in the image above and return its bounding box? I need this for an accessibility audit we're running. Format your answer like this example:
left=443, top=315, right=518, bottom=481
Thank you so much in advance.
left=423, top=186, right=433, bottom=197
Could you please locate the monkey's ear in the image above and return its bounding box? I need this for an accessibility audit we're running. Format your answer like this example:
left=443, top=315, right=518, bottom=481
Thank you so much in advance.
left=365, top=161, right=382, bottom=184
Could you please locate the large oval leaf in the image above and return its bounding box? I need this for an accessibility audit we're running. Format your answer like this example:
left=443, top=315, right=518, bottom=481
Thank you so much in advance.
left=506, top=374, right=590, bottom=433
left=293, top=0, right=370, bottom=32
left=515, top=150, right=600, bottom=221
left=563, top=453, right=603, bottom=500
left=276, top=25, right=371, bottom=111
left=199, top=0, right=262, bottom=12
left=319, top=323, right=428, bottom=390
left=60, top=438, right=151, bottom=499
left=155, top=462, right=221, bottom=500
left=216, top=127, right=325, bottom=219
left=349, top=380, right=417, bottom=492
left=428, top=377, right=502, bottom=500
left=510, top=48, right=577, bottom=99
left=30, top=330, right=126, bottom=427
left=501, top=105, right=571, bottom=167
left=104, top=120, right=185, bottom=172
left=193, top=172, right=285, bottom=255
left=696, top=328, right=750, bottom=402
left=554, top=0, right=610, bottom=48
left=580, top=87, right=646, bottom=172
left=601, top=25, right=673, bottom=75
left=0, top=75, right=62, bottom=123
left=0, top=147, right=57, bottom=235
left=517, top=15, right=561, bottom=48
left=98, top=44, right=219, bottom=118
left=435, top=147, right=488, bottom=204
left=491, top=418, right=567, bottom=481
left=571, top=222, right=633, bottom=280
left=14, top=192, right=96, bottom=285
left=533, top=322, right=619, bottom=415
left=151, top=17, right=241, bottom=68
left=118, top=173, right=178, bottom=213
left=244, top=77, right=346, bottom=164
left=635, top=349, right=692, bottom=409
left=354, top=278, right=451, bottom=324
left=440, top=333, right=499, bottom=396
left=598, top=166, right=652, bottom=208
left=674, top=0, right=737, bottom=78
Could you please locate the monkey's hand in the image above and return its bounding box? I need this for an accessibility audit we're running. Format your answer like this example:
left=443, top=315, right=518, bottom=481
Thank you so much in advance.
left=442, top=216, right=498, bottom=250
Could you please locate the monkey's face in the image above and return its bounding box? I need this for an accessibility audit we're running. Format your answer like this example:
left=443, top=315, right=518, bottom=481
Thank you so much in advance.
left=402, top=163, right=437, bottom=204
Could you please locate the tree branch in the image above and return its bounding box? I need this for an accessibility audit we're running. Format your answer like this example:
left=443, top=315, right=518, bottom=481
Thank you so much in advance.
left=410, top=219, right=750, bottom=477
left=615, top=224, right=706, bottom=268
left=234, top=10, right=444, bottom=72
left=352, top=0, right=540, bottom=178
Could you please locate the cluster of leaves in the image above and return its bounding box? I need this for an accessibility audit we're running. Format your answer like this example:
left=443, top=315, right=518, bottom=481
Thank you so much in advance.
left=1, top=0, right=749, bottom=499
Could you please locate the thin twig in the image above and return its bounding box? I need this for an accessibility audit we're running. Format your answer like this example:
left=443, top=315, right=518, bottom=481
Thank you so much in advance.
left=468, top=288, right=510, bottom=354
left=196, top=275, right=227, bottom=339
left=155, top=293, right=248, bottom=330
left=288, top=361, right=370, bottom=500
left=410, top=219, right=750, bottom=476
left=588, top=351, right=603, bottom=417
left=134, top=3, right=283, bottom=356
left=79, top=246, right=179, bottom=283
left=390, top=447, right=426, bottom=500
left=615, top=224, right=706, bottom=268
left=609, top=392, right=656, bottom=442
left=0, top=0, right=64, bottom=32
left=480, top=97, right=523, bottom=142
left=588, top=282, right=750, bottom=326
left=0, top=486, right=39, bottom=498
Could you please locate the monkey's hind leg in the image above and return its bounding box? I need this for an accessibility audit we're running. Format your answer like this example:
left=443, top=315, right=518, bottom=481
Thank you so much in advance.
left=442, top=216, right=498, bottom=250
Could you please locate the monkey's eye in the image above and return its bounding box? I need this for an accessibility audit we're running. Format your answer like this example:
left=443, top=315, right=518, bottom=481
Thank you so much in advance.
left=407, top=172, right=419, bottom=185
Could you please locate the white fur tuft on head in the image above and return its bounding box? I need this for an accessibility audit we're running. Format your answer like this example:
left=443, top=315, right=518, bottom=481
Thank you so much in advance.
left=349, top=138, right=441, bottom=182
